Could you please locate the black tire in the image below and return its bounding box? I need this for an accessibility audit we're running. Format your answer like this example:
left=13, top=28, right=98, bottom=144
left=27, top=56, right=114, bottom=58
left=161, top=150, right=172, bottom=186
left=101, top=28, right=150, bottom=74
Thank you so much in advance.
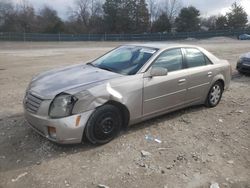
left=205, top=81, right=224, bottom=108
left=85, top=104, right=122, bottom=145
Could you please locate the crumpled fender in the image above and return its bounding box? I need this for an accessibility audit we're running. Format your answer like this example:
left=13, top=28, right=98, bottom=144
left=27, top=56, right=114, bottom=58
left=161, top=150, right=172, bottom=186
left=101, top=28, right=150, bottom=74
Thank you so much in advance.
left=72, top=82, right=123, bottom=114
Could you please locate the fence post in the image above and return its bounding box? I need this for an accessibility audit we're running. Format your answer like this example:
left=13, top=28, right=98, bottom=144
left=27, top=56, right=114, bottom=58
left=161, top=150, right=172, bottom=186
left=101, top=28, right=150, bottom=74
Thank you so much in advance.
left=23, top=32, right=26, bottom=42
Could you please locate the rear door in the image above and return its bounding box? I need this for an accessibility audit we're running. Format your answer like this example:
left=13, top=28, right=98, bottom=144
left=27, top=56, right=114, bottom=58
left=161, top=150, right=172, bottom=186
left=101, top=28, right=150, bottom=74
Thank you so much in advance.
left=183, top=48, right=214, bottom=103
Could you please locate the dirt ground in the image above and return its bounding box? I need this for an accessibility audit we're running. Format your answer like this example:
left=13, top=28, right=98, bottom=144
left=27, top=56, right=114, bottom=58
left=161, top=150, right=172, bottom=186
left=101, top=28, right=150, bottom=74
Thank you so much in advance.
left=0, top=38, right=249, bottom=188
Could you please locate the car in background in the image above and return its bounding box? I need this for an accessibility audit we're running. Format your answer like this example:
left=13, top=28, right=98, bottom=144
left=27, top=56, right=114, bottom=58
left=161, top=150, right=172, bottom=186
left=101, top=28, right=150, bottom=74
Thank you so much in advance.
left=23, top=44, right=231, bottom=145
left=237, top=52, right=250, bottom=74
left=238, top=34, right=250, bottom=40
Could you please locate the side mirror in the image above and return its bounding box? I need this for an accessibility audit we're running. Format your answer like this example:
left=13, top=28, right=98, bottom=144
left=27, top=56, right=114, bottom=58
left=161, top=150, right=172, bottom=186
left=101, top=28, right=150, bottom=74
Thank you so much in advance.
left=149, top=67, right=168, bottom=77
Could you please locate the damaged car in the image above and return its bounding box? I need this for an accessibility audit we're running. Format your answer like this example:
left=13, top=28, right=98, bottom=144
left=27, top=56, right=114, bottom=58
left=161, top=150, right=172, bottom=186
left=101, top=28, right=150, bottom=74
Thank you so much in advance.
left=23, top=44, right=231, bottom=145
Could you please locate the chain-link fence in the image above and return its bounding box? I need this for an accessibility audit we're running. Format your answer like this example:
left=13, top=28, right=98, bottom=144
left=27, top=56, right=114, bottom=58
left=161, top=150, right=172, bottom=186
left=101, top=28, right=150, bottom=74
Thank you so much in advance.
left=0, top=29, right=249, bottom=41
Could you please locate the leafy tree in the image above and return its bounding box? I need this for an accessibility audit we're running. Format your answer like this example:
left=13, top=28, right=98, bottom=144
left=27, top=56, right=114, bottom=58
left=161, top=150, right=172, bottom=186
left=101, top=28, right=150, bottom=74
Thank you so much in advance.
left=134, top=0, right=150, bottom=33
left=103, top=0, right=149, bottom=34
left=247, top=23, right=250, bottom=30
left=116, top=0, right=136, bottom=33
left=103, top=0, right=121, bottom=33
left=227, top=2, right=248, bottom=29
left=215, top=15, right=228, bottom=30
left=175, top=6, right=200, bottom=32
left=151, top=13, right=171, bottom=33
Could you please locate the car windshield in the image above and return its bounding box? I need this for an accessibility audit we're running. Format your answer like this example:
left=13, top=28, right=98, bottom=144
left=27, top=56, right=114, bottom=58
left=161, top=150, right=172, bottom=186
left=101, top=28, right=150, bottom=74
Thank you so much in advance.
left=91, top=46, right=158, bottom=75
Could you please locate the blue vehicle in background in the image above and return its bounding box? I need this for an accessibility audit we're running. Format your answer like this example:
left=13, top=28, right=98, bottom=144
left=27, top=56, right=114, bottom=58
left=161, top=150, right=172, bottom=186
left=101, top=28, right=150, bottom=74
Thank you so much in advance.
left=238, top=34, right=250, bottom=40
left=237, top=52, right=250, bottom=74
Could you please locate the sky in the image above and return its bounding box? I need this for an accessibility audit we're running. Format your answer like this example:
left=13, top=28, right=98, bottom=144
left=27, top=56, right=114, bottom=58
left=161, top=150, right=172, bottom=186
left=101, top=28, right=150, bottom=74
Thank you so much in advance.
left=13, top=0, right=250, bottom=21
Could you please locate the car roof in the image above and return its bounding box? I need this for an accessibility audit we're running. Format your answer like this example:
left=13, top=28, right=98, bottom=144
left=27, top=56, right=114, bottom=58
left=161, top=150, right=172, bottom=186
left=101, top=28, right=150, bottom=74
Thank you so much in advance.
left=125, top=43, right=199, bottom=50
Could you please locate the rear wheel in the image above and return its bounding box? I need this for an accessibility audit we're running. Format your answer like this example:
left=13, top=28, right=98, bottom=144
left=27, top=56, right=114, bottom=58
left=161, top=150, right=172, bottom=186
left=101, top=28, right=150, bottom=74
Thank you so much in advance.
left=85, top=104, right=122, bottom=145
left=205, top=81, right=223, bottom=107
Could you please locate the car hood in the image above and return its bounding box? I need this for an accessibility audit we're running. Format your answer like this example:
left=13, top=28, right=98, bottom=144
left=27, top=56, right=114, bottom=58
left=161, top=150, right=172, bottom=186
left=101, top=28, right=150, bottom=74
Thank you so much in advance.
left=241, top=52, right=250, bottom=59
left=29, top=64, right=122, bottom=99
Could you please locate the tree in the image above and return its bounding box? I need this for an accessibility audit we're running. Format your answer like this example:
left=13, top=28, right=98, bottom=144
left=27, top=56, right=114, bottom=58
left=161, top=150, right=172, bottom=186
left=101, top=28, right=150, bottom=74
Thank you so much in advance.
left=0, top=0, right=14, bottom=25
left=68, top=0, right=104, bottom=33
left=15, top=0, right=36, bottom=32
left=151, top=13, right=171, bottom=33
left=216, top=15, right=228, bottom=30
left=103, top=0, right=122, bottom=33
left=147, top=0, right=160, bottom=25
left=116, top=0, right=136, bottom=33
left=227, top=2, right=248, bottom=29
left=103, top=0, right=149, bottom=34
left=175, top=6, right=200, bottom=32
left=0, top=0, right=15, bottom=31
left=162, top=0, right=182, bottom=22
left=135, top=0, right=150, bottom=33
left=70, top=0, right=91, bottom=30
left=200, top=16, right=217, bottom=31
left=37, top=6, right=64, bottom=33
left=150, top=0, right=181, bottom=32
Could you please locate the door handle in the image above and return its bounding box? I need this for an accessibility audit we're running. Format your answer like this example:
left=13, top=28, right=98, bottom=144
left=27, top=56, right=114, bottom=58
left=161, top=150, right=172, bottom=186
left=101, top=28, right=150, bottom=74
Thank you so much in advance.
left=178, top=79, right=186, bottom=84
left=208, top=72, right=213, bottom=77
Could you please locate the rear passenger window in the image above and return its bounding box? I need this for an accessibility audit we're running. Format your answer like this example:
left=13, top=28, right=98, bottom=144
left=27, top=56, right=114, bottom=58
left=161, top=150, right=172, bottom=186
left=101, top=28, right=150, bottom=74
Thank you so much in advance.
left=185, top=48, right=207, bottom=68
left=152, top=48, right=183, bottom=72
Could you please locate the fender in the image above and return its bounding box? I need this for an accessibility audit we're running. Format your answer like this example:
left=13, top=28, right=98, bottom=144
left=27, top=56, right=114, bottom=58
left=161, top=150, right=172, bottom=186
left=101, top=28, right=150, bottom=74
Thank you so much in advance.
left=210, top=73, right=225, bottom=89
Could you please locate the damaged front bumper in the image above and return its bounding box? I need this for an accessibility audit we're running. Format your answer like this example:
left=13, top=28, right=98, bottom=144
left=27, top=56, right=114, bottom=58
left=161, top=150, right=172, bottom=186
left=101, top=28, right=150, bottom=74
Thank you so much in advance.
left=24, top=110, right=94, bottom=144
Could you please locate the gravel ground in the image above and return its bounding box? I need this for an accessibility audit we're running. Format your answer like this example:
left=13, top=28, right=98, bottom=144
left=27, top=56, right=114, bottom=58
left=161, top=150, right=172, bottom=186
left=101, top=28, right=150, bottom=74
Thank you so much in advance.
left=0, top=38, right=249, bottom=188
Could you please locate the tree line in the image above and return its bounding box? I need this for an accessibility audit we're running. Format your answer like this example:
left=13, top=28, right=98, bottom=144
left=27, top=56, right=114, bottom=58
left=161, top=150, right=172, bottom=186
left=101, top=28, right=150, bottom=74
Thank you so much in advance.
left=0, top=0, right=249, bottom=34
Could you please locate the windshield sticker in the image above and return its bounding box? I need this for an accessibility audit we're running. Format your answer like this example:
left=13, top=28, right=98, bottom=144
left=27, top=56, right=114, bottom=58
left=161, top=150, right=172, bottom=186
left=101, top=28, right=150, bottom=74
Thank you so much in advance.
left=140, top=49, right=156, bottom=54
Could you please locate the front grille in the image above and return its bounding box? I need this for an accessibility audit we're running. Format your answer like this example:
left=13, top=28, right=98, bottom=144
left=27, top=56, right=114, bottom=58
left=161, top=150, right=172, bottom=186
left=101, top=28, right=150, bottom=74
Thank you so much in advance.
left=24, top=92, right=43, bottom=114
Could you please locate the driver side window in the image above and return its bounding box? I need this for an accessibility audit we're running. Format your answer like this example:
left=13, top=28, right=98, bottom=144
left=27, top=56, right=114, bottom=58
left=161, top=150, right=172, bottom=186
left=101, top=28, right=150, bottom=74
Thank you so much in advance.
left=152, top=48, right=183, bottom=72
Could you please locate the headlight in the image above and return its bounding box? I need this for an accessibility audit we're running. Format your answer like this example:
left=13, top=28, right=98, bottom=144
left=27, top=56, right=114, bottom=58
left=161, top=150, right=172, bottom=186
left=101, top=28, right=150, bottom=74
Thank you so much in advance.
left=49, top=93, right=77, bottom=118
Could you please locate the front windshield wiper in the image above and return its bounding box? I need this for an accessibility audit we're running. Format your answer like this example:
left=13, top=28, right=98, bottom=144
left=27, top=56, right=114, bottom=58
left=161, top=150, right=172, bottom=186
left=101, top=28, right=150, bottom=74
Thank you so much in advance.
left=86, top=62, right=96, bottom=67
left=88, top=62, right=117, bottom=73
left=98, top=65, right=115, bottom=73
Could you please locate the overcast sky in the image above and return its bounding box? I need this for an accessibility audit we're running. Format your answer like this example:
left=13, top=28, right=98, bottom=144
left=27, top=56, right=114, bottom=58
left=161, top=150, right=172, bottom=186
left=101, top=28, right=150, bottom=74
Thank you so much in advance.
left=13, top=0, right=250, bottom=20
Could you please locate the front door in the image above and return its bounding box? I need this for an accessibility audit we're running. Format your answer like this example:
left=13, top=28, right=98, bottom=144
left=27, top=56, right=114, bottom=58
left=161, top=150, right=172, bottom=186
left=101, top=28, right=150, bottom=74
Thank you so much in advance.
left=143, top=48, right=188, bottom=116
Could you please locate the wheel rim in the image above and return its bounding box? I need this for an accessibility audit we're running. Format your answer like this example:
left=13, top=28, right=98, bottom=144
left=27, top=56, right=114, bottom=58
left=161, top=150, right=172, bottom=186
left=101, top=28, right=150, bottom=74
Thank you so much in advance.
left=94, top=112, right=118, bottom=141
left=209, top=84, right=221, bottom=105
left=101, top=117, right=115, bottom=134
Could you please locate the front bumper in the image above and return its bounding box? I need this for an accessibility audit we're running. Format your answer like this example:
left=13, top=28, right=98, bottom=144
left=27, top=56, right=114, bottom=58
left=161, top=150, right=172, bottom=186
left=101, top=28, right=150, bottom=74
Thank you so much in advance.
left=24, top=110, right=94, bottom=144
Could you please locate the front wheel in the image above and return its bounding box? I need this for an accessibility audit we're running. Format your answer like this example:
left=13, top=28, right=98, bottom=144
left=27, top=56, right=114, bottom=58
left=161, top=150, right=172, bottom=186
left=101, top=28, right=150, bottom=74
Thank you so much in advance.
left=205, top=81, right=223, bottom=107
left=85, top=104, right=122, bottom=145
